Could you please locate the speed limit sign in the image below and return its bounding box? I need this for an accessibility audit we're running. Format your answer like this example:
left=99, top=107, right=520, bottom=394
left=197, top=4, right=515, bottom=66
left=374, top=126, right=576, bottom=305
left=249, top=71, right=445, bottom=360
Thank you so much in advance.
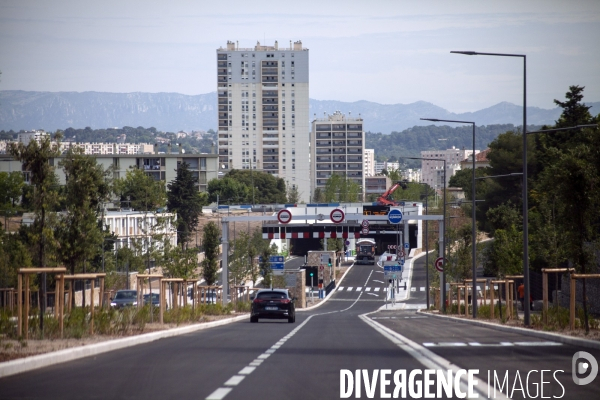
left=434, top=257, right=445, bottom=272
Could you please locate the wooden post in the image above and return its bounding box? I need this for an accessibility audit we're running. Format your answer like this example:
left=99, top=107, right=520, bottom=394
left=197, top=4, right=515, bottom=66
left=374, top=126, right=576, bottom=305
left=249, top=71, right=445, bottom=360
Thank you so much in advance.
left=543, top=271, right=548, bottom=325
left=24, top=274, right=29, bottom=340
left=505, top=280, right=510, bottom=319
left=59, top=275, right=64, bottom=339
left=465, top=286, right=469, bottom=317
left=490, top=282, right=495, bottom=319
left=570, top=277, right=576, bottom=330
left=17, top=273, right=22, bottom=337
left=457, top=285, right=461, bottom=315
left=99, top=276, right=105, bottom=309
left=90, top=279, right=95, bottom=335
left=159, top=278, right=163, bottom=324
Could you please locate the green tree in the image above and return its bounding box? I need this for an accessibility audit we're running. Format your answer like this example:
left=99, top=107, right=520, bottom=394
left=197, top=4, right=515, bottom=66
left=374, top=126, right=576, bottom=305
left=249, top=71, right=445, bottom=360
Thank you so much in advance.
left=162, top=244, right=198, bottom=279
left=312, top=188, right=325, bottom=203
left=114, top=167, right=166, bottom=211
left=482, top=225, right=523, bottom=278
left=229, top=232, right=251, bottom=286
left=0, top=230, right=32, bottom=288
left=167, top=161, right=207, bottom=246
left=0, top=171, right=25, bottom=208
left=247, top=227, right=266, bottom=286
left=259, top=245, right=275, bottom=287
left=323, top=174, right=361, bottom=202
left=8, top=132, right=62, bottom=269
left=57, top=149, right=111, bottom=277
left=208, top=169, right=286, bottom=204
left=286, top=182, right=301, bottom=203
left=201, top=221, right=220, bottom=285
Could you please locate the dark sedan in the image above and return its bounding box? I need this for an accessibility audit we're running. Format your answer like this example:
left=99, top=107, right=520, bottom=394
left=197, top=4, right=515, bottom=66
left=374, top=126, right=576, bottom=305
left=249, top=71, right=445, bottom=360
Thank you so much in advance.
left=110, top=290, right=137, bottom=309
left=143, top=293, right=160, bottom=307
left=250, top=289, right=295, bottom=323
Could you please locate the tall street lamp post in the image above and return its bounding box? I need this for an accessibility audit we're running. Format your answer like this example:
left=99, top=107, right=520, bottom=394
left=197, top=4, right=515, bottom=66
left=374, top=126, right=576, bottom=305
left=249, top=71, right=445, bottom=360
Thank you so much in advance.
left=404, top=156, right=446, bottom=312
left=450, top=50, right=532, bottom=324
left=422, top=118, right=478, bottom=317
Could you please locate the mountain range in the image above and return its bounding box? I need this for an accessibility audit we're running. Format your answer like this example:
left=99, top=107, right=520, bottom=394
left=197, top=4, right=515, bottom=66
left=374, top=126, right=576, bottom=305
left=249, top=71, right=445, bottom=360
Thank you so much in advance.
left=1, top=90, right=598, bottom=134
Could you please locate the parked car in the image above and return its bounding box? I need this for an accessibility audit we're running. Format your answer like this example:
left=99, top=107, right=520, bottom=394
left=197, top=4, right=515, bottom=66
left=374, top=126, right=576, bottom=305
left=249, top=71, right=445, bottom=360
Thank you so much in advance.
left=110, top=290, right=137, bottom=309
left=143, top=293, right=160, bottom=307
left=191, top=288, right=218, bottom=304
left=250, top=289, right=296, bottom=323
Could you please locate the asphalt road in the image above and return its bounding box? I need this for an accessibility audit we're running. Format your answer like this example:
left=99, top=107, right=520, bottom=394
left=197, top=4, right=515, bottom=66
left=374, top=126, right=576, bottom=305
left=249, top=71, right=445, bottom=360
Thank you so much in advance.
left=2, top=255, right=599, bottom=399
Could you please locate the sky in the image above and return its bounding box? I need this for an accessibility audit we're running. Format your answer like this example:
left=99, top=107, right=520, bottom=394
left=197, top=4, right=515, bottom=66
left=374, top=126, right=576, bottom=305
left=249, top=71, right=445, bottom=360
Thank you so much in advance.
left=1, top=0, right=599, bottom=113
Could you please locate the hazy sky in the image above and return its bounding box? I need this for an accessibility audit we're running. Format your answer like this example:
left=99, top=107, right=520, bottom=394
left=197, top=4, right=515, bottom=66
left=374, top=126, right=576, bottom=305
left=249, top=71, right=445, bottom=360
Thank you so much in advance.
left=1, top=0, right=599, bottom=112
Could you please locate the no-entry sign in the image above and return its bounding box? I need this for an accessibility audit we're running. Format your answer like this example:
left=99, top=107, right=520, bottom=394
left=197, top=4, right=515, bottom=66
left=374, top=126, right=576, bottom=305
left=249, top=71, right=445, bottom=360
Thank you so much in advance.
left=277, top=209, right=292, bottom=224
left=330, top=208, right=345, bottom=224
left=434, top=257, right=445, bottom=272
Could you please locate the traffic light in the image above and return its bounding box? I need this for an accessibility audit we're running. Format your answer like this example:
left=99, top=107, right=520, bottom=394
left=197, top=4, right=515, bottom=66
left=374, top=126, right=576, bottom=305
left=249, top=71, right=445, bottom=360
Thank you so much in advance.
left=328, top=258, right=332, bottom=267
left=310, top=272, right=314, bottom=277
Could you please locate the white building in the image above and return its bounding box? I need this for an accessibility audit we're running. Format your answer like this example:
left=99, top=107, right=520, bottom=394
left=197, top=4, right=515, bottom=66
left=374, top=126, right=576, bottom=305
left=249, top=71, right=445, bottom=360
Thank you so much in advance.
left=420, top=147, right=478, bottom=187
left=17, top=130, right=49, bottom=145
left=102, top=210, right=177, bottom=253
left=217, top=40, right=310, bottom=202
left=402, top=168, right=421, bottom=182
left=374, top=161, right=400, bottom=175
left=60, top=141, right=154, bottom=155
left=310, top=111, right=364, bottom=200
left=364, top=149, right=375, bottom=177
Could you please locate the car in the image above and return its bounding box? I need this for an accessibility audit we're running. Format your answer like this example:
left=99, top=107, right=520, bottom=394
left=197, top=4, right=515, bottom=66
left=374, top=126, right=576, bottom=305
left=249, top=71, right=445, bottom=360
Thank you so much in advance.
left=191, top=287, right=218, bottom=304
left=250, top=289, right=296, bottom=323
left=143, top=293, right=160, bottom=307
left=110, top=290, right=138, bottom=309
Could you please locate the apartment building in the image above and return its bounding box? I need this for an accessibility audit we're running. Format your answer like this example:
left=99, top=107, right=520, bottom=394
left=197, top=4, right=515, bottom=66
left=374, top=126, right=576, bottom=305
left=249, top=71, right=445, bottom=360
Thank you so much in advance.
left=374, top=161, right=400, bottom=175
left=420, top=147, right=477, bottom=188
left=364, top=149, right=375, bottom=177
left=311, top=111, right=365, bottom=200
left=217, top=40, right=310, bottom=202
left=0, top=152, right=219, bottom=194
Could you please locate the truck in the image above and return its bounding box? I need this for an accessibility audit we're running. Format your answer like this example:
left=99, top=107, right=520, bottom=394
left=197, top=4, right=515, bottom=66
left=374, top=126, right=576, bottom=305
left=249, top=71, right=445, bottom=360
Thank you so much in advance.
left=355, top=238, right=376, bottom=265
left=376, top=181, right=408, bottom=206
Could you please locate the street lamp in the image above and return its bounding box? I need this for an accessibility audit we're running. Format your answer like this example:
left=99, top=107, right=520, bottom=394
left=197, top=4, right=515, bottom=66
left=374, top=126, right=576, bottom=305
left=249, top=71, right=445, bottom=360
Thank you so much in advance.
left=404, top=156, right=447, bottom=312
left=422, top=118, right=478, bottom=317
left=450, top=50, right=533, bottom=324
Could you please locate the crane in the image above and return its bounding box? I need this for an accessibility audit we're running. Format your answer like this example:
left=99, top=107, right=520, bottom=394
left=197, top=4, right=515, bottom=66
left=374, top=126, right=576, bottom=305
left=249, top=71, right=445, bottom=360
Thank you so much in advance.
left=376, top=181, right=408, bottom=206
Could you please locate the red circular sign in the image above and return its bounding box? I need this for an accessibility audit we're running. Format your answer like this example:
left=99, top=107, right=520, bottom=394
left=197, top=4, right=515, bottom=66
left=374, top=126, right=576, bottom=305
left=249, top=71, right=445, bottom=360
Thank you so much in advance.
left=361, top=227, right=369, bottom=235
left=277, top=209, right=292, bottom=224
left=434, top=257, right=445, bottom=272
left=330, top=208, right=345, bottom=224
left=361, top=219, right=370, bottom=228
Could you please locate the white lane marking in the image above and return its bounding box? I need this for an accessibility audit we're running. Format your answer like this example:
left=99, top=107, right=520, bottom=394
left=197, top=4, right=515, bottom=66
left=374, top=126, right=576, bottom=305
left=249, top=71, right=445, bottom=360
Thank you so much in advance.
left=365, top=287, right=371, bottom=291
left=469, top=342, right=481, bottom=346
left=373, top=279, right=384, bottom=283
left=206, top=267, right=376, bottom=400
left=500, top=342, right=514, bottom=346
left=359, top=314, right=510, bottom=400
left=238, top=367, right=255, bottom=375
left=355, top=287, right=362, bottom=291
left=346, top=287, right=353, bottom=291
left=375, top=270, right=384, bottom=273
left=420, top=287, right=425, bottom=292
left=337, top=287, right=344, bottom=291
left=515, top=341, right=562, bottom=346
left=224, top=376, right=245, bottom=386
left=206, top=388, right=232, bottom=400
left=367, top=292, right=378, bottom=297
left=374, top=287, right=380, bottom=292
left=410, top=287, right=416, bottom=292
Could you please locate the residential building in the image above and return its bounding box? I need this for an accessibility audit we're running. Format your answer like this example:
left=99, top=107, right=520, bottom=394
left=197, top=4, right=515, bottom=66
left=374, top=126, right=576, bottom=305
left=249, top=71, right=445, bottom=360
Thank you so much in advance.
left=402, top=168, right=421, bottom=182
left=102, top=210, right=177, bottom=252
left=310, top=111, right=365, bottom=200
left=0, top=152, right=219, bottom=193
left=364, top=149, right=375, bottom=177
left=217, top=40, right=310, bottom=202
left=364, top=176, right=391, bottom=201
left=420, top=147, right=478, bottom=188
left=460, top=148, right=491, bottom=169
left=374, top=161, right=400, bottom=175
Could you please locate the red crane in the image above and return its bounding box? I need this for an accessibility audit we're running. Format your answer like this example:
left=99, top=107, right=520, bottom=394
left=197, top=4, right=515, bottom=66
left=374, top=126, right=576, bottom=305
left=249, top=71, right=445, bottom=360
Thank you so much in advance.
left=376, top=181, right=407, bottom=206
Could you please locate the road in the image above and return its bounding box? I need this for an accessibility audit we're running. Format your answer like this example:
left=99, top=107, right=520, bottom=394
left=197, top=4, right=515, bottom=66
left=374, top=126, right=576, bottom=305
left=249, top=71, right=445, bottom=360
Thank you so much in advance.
left=2, top=255, right=599, bottom=399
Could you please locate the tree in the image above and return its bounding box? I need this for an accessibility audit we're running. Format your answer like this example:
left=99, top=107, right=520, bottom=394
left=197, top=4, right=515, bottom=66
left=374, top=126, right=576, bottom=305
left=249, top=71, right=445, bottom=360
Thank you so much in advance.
left=482, top=225, right=523, bottom=278
left=167, top=161, right=206, bottom=246
left=229, top=232, right=251, bottom=286
left=247, top=228, right=266, bottom=286
left=323, top=174, right=361, bottom=202
left=0, top=171, right=25, bottom=209
left=0, top=230, right=32, bottom=288
left=162, top=244, right=198, bottom=279
left=259, top=245, right=275, bottom=287
left=207, top=169, right=286, bottom=204
left=8, top=132, right=62, bottom=269
left=286, top=182, right=301, bottom=203
left=57, top=149, right=111, bottom=278
left=114, top=167, right=166, bottom=211
left=312, top=188, right=325, bottom=203
left=201, top=221, right=220, bottom=285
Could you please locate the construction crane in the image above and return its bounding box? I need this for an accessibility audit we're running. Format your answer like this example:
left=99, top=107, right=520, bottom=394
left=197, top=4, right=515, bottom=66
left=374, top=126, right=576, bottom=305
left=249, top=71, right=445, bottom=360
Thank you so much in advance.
left=376, top=181, right=408, bottom=206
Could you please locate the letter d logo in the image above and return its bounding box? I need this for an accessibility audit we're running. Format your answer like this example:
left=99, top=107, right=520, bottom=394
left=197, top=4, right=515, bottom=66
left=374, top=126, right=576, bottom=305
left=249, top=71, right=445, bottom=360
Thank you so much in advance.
left=572, top=351, right=598, bottom=385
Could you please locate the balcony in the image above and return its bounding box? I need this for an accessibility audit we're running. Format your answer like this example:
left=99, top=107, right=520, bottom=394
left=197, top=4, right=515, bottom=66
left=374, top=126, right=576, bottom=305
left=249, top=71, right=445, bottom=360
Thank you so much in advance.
left=218, top=77, right=227, bottom=83
left=219, top=98, right=228, bottom=104
left=263, top=156, right=279, bottom=162
left=218, top=54, right=227, bottom=60
left=263, top=149, right=278, bottom=154
left=262, top=61, right=278, bottom=67
left=347, top=124, right=362, bottom=131
left=263, top=112, right=279, bottom=119
left=316, top=133, right=331, bottom=139
left=262, top=91, right=278, bottom=98
left=262, top=105, right=278, bottom=111
left=347, top=164, right=362, bottom=170
left=263, top=134, right=279, bottom=139
left=218, top=91, right=228, bottom=98
left=347, top=148, right=361, bottom=154
left=218, top=61, right=227, bottom=67
left=263, top=141, right=279, bottom=147
left=316, top=142, right=331, bottom=147
left=347, top=140, right=362, bottom=146
left=263, top=163, right=278, bottom=170
left=317, top=173, right=331, bottom=179
left=218, top=113, right=228, bottom=119
left=332, top=148, right=346, bottom=154
left=316, top=125, right=331, bottom=131
left=262, top=76, right=278, bottom=83
left=316, top=157, right=331, bottom=162
left=316, top=149, right=332, bottom=155
left=316, top=165, right=331, bottom=170
left=347, top=132, right=362, bottom=138
left=332, top=165, right=347, bottom=171
left=333, top=141, right=346, bottom=146
left=218, top=121, right=229, bottom=127
left=347, top=156, right=362, bottom=162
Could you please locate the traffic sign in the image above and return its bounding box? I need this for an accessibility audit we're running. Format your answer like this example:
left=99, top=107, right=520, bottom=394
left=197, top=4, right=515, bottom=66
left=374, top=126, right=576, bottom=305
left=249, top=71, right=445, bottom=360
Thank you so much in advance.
left=387, top=244, right=397, bottom=250
left=387, top=209, right=403, bottom=224
left=397, top=249, right=405, bottom=257
left=345, top=240, right=350, bottom=246
left=361, top=227, right=369, bottom=235
left=361, top=219, right=370, bottom=228
left=404, top=243, right=409, bottom=249
left=434, top=257, right=445, bottom=272
left=277, top=209, right=292, bottom=224
left=319, top=265, right=324, bottom=270
left=330, top=208, right=345, bottom=224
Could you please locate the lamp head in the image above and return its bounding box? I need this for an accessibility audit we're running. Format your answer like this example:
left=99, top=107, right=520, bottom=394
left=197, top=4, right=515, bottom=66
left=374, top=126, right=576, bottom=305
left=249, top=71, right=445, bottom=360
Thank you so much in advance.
left=420, top=118, right=440, bottom=122
left=451, top=51, right=478, bottom=55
